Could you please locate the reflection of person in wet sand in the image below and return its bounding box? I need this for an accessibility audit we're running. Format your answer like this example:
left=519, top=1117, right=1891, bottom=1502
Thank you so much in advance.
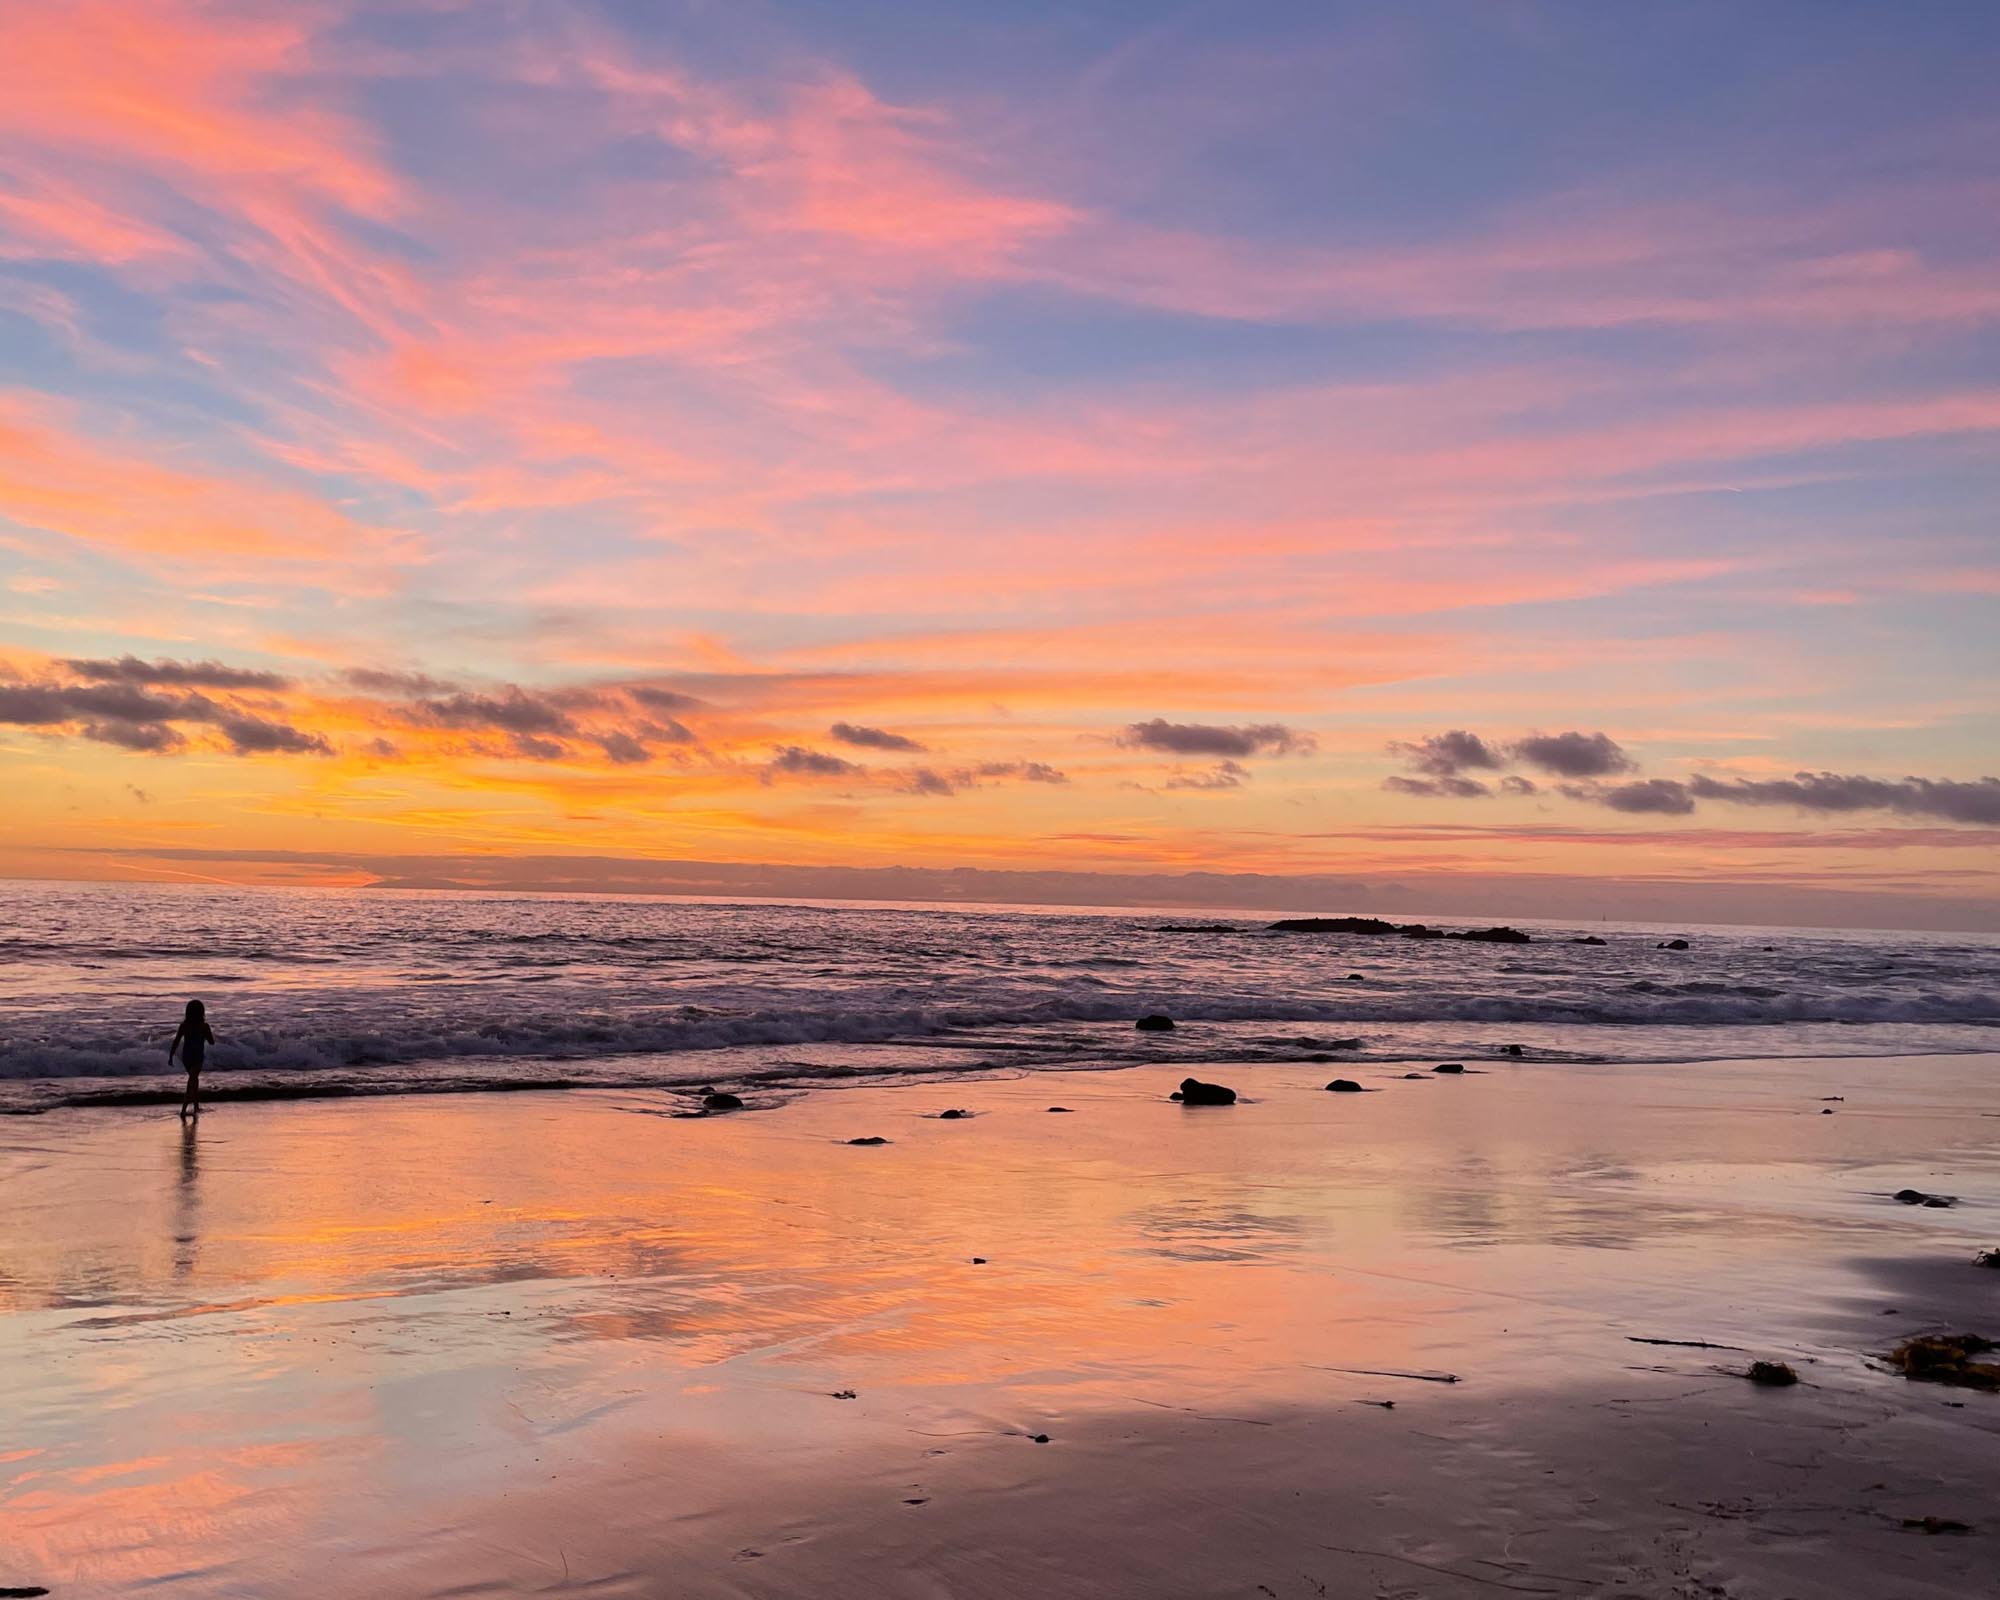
left=169, top=999, right=213, bottom=1119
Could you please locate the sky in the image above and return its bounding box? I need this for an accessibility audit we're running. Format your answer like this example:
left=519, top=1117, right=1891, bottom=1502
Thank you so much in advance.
left=1, top=0, right=1997, bottom=930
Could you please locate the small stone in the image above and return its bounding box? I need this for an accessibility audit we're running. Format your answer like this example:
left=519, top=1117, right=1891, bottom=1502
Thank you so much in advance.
left=1325, top=1079, right=1364, bottom=1093
left=937, top=1108, right=970, bottom=1119
left=702, top=1091, right=744, bottom=1111
left=1433, top=1063, right=1465, bottom=1074
left=971, top=1257, right=986, bottom=1264
left=1135, top=1014, right=1175, bottom=1031
left=1746, top=1361, right=1799, bottom=1386
left=1047, top=1106, right=1074, bottom=1113
left=1029, top=1433, right=1050, bottom=1443
left=845, top=1136, right=890, bottom=1146
left=1175, top=1077, right=1236, bottom=1106
left=831, top=1389, right=857, bottom=1399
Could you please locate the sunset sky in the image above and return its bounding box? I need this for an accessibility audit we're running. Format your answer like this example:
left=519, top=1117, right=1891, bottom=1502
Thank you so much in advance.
left=1, top=1, right=1996, bottom=928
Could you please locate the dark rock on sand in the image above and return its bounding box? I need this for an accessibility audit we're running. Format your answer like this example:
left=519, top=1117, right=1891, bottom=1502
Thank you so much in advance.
left=1658, top=938, right=1691, bottom=950
left=1029, top=1433, right=1050, bottom=1443
left=1325, top=1079, right=1364, bottom=1093
left=1433, top=1063, right=1465, bottom=1074
left=1903, top=1517, right=1973, bottom=1535
left=1173, top=1077, right=1237, bottom=1106
left=1894, top=1188, right=1956, bottom=1207
left=1975, top=1248, right=2000, bottom=1269
left=1745, top=1360, right=1799, bottom=1387
left=1572, top=935, right=1607, bottom=945
left=1454, top=926, right=1531, bottom=944
left=1403, top=1072, right=1427, bottom=1079
left=971, top=1257, right=987, bottom=1264
left=1047, top=1106, right=1074, bottom=1113
left=1135, top=1014, right=1176, bottom=1032
left=830, top=1389, right=857, bottom=1399
left=937, top=1108, right=971, bottom=1119
left=845, top=1136, right=891, bottom=1146
left=701, top=1091, right=744, bottom=1112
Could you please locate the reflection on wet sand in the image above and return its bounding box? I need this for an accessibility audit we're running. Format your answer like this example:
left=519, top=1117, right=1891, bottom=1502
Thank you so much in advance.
left=1, top=1054, right=1996, bottom=1597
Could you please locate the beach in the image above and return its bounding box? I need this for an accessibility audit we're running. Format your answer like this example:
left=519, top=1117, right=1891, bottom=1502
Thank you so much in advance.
left=4, top=1050, right=1996, bottom=1598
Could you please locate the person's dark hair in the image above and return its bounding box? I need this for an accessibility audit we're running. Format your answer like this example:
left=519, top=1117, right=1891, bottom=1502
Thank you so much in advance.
left=184, top=999, right=205, bottom=1021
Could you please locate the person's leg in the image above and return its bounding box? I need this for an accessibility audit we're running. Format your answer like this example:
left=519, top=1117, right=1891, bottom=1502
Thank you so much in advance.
left=185, top=1071, right=200, bottom=1117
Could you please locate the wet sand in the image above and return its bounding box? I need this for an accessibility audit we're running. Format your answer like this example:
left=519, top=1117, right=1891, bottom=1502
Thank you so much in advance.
left=3, top=1052, right=1996, bottom=1598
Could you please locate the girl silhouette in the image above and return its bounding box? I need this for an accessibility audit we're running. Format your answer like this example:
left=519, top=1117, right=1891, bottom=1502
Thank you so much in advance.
left=169, top=999, right=214, bottom=1119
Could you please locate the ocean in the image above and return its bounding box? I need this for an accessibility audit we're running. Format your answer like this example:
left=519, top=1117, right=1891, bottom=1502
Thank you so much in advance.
left=2, top=880, right=1995, bottom=1113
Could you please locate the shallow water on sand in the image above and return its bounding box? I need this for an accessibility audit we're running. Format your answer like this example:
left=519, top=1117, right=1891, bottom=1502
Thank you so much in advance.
left=3, top=880, right=1996, bottom=1112
left=2, top=1054, right=1995, bottom=1597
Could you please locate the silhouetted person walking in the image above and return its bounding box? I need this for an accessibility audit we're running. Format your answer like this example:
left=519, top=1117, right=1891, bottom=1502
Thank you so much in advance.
left=170, top=999, right=213, bottom=1119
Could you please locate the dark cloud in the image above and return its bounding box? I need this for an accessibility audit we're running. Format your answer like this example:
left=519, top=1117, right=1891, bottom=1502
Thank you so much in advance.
left=628, top=685, right=705, bottom=712
left=894, top=761, right=1070, bottom=797
left=1387, top=730, right=1504, bottom=777
left=1510, top=731, right=1635, bottom=778
left=1384, top=774, right=1491, bottom=799
left=637, top=718, right=696, bottom=745
left=1500, top=775, right=1539, bottom=795
left=344, top=667, right=459, bottom=696
left=82, top=720, right=185, bottom=753
left=1123, top=719, right=1314, bottom=758
left=218, top=715, right=333, bottom=756
left=977, top=761, right=1068, bottom=784
left=768, top=745, right=860, bottom=777
left=413, top=688, right=578, bottom=737
left=0, top=682, right=201, bottom=726
left=831, top=721, right=926, bottom=752
left=1688, top=771, right=2000, bottom=826
left=598, top=731, right=652, bottom=765
left=64, top=655, right=292, bottom=690
left=1592, top=778, right=1697, bottom=815
left=899, top=766, right=959, bottom=796
left=508, top=733, right=568, bottom=761
left=0, top=678, right=332, bottom=757
left=1167, top=760, right=1251, bottom=791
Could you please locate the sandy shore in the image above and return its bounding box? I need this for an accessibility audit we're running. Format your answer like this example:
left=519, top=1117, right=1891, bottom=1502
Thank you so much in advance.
left=3, top=1052, right=1996, bottom=1598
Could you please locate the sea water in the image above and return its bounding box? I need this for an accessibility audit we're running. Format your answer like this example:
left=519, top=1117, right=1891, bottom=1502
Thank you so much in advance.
left=1, top=880, right=1994, bottom=1112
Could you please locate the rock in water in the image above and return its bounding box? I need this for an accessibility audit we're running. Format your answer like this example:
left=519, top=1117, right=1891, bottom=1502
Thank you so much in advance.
left=702, top=1091, right=744, bottom=1111
left=1454, top=926, right=1531, bottom=943
left=1325, top=1079, right=1364, bottom=1093
left=1175, top=1077, right=1237, bottom=1106
left=1135, top=1014, right=1176, bottom=1032
left=1658, top=938, right=1691, bottom=950
left=1572, top=935, right=1607, bottom=945
left=1433, top=1063, right=1465, bottom=1074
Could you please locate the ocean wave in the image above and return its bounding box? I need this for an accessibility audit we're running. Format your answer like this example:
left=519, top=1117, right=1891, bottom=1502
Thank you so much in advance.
left=5, top=983, right=1995, bottom=1082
